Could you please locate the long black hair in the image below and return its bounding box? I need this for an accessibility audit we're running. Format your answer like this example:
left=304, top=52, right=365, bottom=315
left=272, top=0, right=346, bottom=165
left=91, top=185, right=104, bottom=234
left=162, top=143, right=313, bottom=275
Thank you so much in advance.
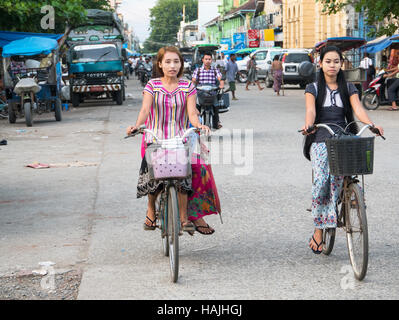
left=316, top=46, right=358, bottom=134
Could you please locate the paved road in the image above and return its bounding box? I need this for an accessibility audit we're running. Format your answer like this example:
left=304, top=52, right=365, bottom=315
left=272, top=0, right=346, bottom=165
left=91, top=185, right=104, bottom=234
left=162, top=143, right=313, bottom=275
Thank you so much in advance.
left=1, top=78, right=398, bottom=299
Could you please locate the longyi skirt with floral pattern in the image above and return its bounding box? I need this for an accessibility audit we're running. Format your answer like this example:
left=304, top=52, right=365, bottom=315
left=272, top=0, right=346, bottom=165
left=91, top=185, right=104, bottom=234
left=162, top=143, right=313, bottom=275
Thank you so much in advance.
left=310, top=142, right=344, bottom=229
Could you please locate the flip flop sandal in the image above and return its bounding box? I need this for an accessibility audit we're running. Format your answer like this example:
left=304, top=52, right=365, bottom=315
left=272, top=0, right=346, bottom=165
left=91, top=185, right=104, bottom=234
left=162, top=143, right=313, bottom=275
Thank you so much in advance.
left=309, top=235, right=323, bottom=254
left=195, top=224, right=215, bottom=235
left=143, top=215, right=157, bottom=231
left=388, top=107, right=399, bottom=111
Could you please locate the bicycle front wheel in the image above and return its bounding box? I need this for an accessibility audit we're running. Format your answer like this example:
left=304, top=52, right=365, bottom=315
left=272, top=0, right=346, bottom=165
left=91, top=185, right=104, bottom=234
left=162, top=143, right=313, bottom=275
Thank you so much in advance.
left=160, top=198, right=169, bottom=257
left=167, top=185, right=179, bottom=283
left=345, top=183, right=369, bottom=281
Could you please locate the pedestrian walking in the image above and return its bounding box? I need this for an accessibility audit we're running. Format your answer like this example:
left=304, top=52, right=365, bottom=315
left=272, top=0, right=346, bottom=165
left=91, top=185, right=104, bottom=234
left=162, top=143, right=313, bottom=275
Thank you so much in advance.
left=302, top=46, right=383, bottom=254
left=126, top=46, right=218, bottom=235
left=271, top=55, right=283, bottom=96
left=245, top=56, right=264, bottom=91
left=224, top=53, right=240, bottom=100
left=360, top=53, right=374, bottom=90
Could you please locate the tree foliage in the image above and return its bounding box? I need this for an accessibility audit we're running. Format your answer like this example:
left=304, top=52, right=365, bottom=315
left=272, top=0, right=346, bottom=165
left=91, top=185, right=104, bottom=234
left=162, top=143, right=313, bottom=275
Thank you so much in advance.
left=0, top=0, right=111, bottom=34
left=316, top=0, right=399, bottom=37
left=144, top=0, right=198, bottom=53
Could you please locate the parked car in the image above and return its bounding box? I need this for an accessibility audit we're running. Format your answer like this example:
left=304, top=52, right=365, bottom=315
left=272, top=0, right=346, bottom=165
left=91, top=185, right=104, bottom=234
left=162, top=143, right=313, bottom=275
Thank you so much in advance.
left=279, top=50, right=316, bottom=88
left=236, top=48, right=286, bottom=83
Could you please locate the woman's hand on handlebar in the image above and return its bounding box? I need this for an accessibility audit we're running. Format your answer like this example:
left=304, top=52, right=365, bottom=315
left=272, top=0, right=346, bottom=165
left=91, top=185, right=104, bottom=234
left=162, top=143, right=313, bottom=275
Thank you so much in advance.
left=300, top=124, right=316, bottom=135
left=126, top=125, right=139, bottom=136
left=198, top=124, right=211, bottom=135
left=370, top=125, right=385, bottom=138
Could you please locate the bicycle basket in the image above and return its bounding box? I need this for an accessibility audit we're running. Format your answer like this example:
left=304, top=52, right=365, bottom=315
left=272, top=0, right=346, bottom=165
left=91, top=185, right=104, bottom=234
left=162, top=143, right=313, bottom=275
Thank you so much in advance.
left=326, top=135, right=375, bottom=176
left=145, top=142, right=191, bottom=180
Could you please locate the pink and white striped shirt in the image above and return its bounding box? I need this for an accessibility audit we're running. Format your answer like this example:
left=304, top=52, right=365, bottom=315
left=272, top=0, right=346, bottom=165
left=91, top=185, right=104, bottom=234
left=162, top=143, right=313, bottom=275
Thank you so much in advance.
left=143, top=78, right=197, bottom=144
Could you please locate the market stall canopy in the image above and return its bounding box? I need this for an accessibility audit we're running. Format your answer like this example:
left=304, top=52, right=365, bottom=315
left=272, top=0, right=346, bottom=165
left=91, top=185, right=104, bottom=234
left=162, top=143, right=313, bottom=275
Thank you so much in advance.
left=0, top=31, right=63, bottom=48
left=362, top=35, right=399, bottom=54
left=235, top=48, right=257, bottom=55
left=221, top=49, right=239, bottom=55
left=195, top=44, right=220, bottom=53
left=2, top=36, right=59, bottom=57
left=315, top=37, right=367, bottom=52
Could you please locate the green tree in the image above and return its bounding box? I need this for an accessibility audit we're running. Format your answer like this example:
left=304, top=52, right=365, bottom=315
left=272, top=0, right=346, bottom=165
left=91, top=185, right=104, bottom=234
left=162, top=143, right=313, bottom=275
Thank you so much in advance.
left=144, top=0, right=198, bottom=52
left=0, top=0, right=111, bottom=34
left=316, top=0, right=399, bottom=37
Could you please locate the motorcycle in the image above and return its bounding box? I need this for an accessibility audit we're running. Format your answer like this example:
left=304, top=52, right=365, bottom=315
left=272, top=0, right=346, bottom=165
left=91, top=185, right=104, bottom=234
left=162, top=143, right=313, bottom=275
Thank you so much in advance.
left=362, top=70, right=399, bottom=110
left=196, top=84, right=222, bottom=140
left=140, top=64, right=152, bottom=87
left=124, top=61, right=130, bottom=80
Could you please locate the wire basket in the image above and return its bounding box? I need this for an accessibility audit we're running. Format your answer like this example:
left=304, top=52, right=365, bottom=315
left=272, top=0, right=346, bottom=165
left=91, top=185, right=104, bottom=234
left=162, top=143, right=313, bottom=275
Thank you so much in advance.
left=145, top=142, right=191, bottom=180
left=326, top=135, right=375, bottom=176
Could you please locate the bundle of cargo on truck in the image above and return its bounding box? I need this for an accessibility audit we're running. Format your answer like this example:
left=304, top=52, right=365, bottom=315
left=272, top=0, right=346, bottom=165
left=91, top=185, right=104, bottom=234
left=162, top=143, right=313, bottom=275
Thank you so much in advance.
left=71, top=9, right=125, bottom=40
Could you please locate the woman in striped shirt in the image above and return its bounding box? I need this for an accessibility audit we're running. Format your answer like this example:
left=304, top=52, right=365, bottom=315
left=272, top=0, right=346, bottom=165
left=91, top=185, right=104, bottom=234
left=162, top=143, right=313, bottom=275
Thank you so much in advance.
left=127, top=46, right=210, bottom=233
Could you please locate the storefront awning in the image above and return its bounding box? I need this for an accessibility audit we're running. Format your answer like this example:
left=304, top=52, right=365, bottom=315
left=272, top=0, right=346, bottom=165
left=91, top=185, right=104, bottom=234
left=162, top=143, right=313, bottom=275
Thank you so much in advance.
left=363, top=34, right=399, bottom=53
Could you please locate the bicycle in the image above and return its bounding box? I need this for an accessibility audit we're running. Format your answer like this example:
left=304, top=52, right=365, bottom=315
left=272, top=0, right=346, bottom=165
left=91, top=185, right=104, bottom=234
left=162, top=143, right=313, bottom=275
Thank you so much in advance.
left=300, top=122, right=385, bottom=281
left=125, top=125, right=204, bottom=283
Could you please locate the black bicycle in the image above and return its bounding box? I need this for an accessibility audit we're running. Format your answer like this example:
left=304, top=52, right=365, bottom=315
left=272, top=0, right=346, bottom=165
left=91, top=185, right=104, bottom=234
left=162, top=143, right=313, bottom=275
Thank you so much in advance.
left=126, top=125, right=203, bottom=282
left=301, top=122, right=385, bottom=280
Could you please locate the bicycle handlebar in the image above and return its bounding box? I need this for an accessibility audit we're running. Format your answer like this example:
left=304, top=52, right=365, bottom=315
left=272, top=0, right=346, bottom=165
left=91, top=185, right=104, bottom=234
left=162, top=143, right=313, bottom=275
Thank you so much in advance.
left=298, top=123, right=386, bottom=140
left=124, top=125, right=202, bottom=142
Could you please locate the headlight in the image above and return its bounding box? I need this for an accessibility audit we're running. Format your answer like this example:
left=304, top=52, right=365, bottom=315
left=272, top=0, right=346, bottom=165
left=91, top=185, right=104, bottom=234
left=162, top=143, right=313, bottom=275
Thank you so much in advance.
left=73, top=78, right=86, bottom=85
left=107, top=77, right=120, bottom=84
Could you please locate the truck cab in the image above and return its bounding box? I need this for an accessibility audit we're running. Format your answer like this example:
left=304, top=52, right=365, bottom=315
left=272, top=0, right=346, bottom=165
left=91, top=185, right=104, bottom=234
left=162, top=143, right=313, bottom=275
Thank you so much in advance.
left=66, top=9, right=126, bottom=107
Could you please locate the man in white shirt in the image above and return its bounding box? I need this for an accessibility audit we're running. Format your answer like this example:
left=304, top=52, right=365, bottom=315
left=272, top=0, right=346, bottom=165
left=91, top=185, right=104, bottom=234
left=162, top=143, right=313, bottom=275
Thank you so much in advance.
left=360, top=53, right=374, bottom=90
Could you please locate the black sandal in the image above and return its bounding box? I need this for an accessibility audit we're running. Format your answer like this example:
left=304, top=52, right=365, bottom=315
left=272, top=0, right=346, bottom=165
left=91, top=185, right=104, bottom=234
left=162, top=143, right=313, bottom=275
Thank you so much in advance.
left=195, top=224, right=215, bottom=235
left=143, top=215, right=157, bottom=231
left=309, top=235, right=323, bottom=254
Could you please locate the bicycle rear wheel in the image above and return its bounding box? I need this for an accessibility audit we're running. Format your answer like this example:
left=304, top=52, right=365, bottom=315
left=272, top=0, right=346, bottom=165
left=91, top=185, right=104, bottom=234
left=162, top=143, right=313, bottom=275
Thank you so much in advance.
left=345, top=183, right=368, bottom=281
left=167, top=185, right=179, bottom=283
left=322, top=228, right=336, bottom=255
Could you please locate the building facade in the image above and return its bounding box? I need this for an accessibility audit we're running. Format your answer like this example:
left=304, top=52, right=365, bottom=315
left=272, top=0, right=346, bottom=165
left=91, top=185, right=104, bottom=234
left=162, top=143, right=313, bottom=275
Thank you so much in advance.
left=204, top=0, right=256, bottom=48
left=283, top=0, right=375, bottom=49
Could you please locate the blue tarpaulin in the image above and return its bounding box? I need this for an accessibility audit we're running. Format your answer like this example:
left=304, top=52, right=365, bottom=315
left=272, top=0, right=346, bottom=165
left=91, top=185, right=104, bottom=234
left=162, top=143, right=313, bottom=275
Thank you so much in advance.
left=0, top=31, right=63, bottom=48
left=2, top=36, right=59, bottom=57
left=363, top=35, right=399, bottom=54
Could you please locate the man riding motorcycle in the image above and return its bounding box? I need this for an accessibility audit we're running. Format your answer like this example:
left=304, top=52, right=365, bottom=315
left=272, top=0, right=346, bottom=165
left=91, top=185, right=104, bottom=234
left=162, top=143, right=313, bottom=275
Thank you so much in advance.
left=138, top=56, right=153, bottom=86
left=192, top=52, right=224, bottom=129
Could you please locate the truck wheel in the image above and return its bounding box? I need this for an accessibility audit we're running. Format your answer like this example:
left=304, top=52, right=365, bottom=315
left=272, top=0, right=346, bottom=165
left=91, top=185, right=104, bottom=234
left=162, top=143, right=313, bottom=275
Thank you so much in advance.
left=72, top=93, right=80, bottom=108
left=24, top=102, right=33, bottom=127
left=55, top=98, right=62, bottom=121
left=8, top=103, right=16, bottom=124
left=115, top=90, right=123, bottom=105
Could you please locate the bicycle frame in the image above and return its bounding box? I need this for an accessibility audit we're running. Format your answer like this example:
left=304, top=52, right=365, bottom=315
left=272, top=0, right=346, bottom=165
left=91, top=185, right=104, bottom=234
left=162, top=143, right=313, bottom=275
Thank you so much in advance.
left=156, top=180, right=180, bottom=237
